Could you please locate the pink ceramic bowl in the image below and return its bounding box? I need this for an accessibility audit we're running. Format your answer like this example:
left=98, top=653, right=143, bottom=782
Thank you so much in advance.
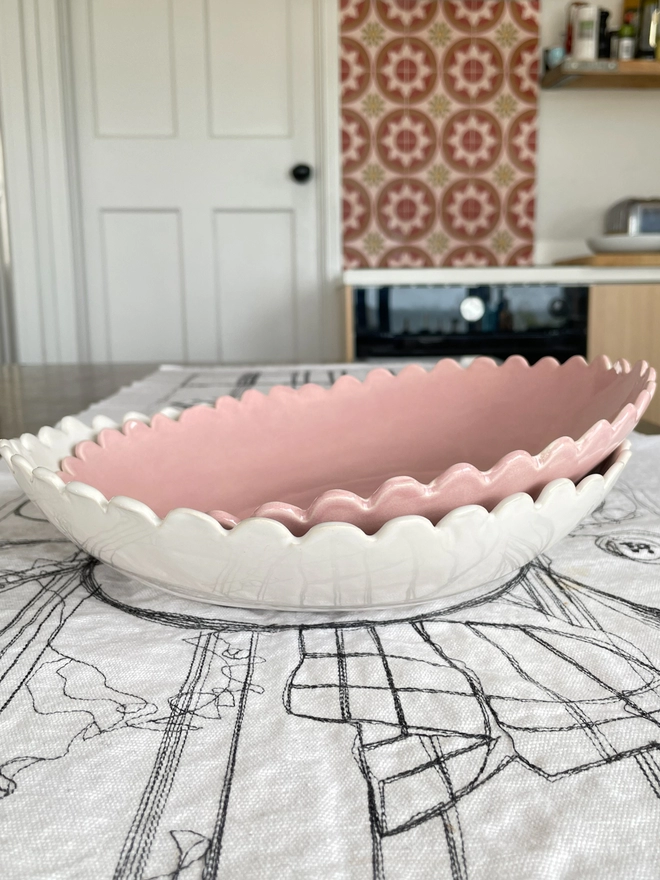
left=58, top=356, right=655, bottom=536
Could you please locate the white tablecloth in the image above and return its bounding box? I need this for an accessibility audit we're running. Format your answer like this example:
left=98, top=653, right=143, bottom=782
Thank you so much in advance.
left=2, top=364, right=660, bottom=880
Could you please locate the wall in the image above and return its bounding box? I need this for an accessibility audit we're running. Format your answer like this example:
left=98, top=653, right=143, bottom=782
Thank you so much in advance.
left=340, top=1, right=540, bottom=269
left=535, top=0, right=660, bottom=263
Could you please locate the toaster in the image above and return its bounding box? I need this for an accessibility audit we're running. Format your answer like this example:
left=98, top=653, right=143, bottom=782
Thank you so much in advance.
left=604, top=199, right=660, bottom=236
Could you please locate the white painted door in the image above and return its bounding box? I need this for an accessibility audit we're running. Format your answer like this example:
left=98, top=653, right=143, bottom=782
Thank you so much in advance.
left=69, top=0, right=322, bottom=364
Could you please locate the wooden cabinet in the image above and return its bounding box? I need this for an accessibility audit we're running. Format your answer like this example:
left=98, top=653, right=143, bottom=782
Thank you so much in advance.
left=588, top=284, right=660, bottom=426
left=342, top=285, right=355, bottom=363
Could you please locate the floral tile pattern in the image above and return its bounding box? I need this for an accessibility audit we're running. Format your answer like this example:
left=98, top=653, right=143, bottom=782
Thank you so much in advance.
left=340, top=0, right=540, bottom=269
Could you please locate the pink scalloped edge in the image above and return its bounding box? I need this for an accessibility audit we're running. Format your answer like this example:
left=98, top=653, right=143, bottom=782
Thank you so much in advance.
left=54, top=355, right=655, bottom=535
left=0, top=440, right=633, bottom=541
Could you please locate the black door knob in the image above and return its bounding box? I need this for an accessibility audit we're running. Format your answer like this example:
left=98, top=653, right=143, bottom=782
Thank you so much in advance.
left=290, top=163, right=312, bottom=184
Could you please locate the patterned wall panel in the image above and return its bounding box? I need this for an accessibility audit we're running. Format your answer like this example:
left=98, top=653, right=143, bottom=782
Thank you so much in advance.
left=340, top=1, right=540, bottom=269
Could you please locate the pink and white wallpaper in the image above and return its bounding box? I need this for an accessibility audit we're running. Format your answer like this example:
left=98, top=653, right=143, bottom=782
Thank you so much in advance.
left=340, top=0, right=540, bottom=269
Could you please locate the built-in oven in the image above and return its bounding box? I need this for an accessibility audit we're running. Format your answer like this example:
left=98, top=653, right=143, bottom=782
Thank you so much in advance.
left=353, top=285, right=589, bottom=363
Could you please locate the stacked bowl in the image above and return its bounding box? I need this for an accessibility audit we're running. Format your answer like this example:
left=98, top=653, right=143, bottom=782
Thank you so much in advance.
left=0, top=356, right=655, bottom=611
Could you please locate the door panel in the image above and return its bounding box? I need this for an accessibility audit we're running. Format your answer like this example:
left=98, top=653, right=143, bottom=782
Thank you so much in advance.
left=71, top=0, right=320, bottom=363
left=90, top=0, right=176, bottom=137
left=207, top=0, right=291, bottom=138
left=101, top=210, right=186, bottom=361
left=215, top=211, right=295, bottom=362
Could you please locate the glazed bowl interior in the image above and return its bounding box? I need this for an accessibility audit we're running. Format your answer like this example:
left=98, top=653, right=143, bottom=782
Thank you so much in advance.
left=57, top=357, right=650, bottom=523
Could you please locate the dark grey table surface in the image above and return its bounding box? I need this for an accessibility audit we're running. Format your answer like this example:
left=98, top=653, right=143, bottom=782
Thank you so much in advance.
left=0, top=363, right=159, bottom=438
left=1, top=362, right=658, bottom=440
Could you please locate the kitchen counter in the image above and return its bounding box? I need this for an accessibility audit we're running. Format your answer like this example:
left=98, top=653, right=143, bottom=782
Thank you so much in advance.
left=344, top=265, right=660, bottom=287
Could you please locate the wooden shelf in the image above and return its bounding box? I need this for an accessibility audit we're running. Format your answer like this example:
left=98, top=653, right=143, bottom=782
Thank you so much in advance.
left=541, top=59, right=660, bottom=90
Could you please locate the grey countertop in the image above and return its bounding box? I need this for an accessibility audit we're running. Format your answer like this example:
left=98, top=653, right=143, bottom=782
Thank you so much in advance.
left=0, top=363, right=158, bottom=438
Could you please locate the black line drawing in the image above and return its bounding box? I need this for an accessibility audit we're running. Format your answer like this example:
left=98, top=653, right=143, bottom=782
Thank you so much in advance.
left=596, top=532, right=660, bottom=563
left=114, top=631, right=263, bottom=880
left=284, top=555, right=660, bottom=879
left=146, top=830, right=210, bottom=880
left=0, top=551, right=94, bottom=714
left=2, top=367, right=660, bottom=879
left=229, top=371, right=261, bottom=399
left=0, top=645, right=161, bottom=797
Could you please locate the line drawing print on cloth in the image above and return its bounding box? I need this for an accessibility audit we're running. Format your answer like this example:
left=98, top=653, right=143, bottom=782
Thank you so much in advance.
left=283, top=553, right=660, bottom=880
left=113, top=628, right=263, bottom=880
left=2, top=366, right=660, bottom=879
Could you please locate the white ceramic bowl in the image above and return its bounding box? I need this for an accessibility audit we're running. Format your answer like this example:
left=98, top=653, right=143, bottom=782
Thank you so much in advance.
left=0, top=416, right=631, bottom=611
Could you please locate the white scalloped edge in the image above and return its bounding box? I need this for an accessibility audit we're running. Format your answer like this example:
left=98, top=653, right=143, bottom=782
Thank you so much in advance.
left=36, top=355, right=655, bottom=534
left=0, top=425, right=632, bottom=609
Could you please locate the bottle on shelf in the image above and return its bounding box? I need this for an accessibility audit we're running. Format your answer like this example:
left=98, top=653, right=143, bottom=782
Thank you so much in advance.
left=621, top=0, right=640, bottom=30
left=610, top=26, right=620, bottom=58
left=619, top=22, right=637, bottom=57
left=598, top=8, right=611, bottom=56
left=565, top=3, right=586, bottom=56
left=637, top=0, right=660, bottom=57
left=573, top=5, right=599, bottom=59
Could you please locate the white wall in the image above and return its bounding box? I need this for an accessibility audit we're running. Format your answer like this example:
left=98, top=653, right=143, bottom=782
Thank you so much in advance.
left=535, top=0, right=660, bottom=263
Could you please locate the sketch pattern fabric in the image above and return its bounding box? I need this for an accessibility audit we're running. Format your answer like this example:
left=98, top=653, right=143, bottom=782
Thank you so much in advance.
left=2, top=364, right=660, bottom=879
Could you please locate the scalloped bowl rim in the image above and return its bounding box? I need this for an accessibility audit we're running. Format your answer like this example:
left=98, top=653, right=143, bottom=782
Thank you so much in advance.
left=0, top=422, right=632, bottom=541
left=48, top=355, right=655, bottom=534
left=0, top=424, right=633, bottom=609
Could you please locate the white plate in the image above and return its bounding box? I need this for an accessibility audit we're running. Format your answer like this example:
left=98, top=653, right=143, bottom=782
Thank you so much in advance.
left=587, top=234, right=660, bottom=254
left=0, top=416, right=631, bottom=611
